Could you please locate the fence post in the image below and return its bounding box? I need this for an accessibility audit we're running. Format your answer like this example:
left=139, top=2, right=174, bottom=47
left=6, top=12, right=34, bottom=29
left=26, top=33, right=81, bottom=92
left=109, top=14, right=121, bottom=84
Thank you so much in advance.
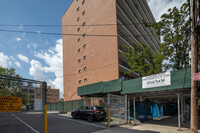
left=43, top=81, right=48, bottom=133
left=107, top=93, right=110, bottom=128
left=133, top=97, right=136, bottom=125
left=177, top=93, right=182, bottom=131
left=125, top=95, right=127, bottom=123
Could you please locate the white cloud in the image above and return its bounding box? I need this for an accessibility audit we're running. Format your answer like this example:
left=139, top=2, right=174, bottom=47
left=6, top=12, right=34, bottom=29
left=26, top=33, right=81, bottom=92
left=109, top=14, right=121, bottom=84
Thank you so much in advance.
left=27, top=42, right=38, bottom=49
left=17, top=54, right=29, bottom=63
left=147, top=0, right=186, bottom=21
left=15, top=37, right=22, bottom=42
left=10, top=56, right=16, bottom=61
left=29, top=39, right=63, bottom=98
left=15, top=61, right=21, bottom=68
left=0, top=52, right=11, bottom=68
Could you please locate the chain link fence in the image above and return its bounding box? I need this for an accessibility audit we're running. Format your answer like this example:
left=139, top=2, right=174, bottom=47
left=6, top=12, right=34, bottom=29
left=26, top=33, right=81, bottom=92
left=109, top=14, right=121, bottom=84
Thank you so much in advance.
left=47, top=99, right=84, bottom=112
left=108, top=94, right=128, bottom=126
left=83, top=94, right=128, bottom=127
left=0, top=75, right=47, bottom=133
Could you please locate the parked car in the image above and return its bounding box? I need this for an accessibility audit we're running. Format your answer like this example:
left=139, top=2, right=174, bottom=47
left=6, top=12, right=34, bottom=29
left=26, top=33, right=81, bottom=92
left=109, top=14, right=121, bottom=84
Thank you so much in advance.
left=21, top=104, right=27, bottom=111
left=71, top=105, right=106, bottom=122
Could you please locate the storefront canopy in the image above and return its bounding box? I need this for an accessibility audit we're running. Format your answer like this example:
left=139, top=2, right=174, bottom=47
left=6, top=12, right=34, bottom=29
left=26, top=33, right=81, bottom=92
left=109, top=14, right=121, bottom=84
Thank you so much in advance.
left=77, top=68, right=191, bottom=96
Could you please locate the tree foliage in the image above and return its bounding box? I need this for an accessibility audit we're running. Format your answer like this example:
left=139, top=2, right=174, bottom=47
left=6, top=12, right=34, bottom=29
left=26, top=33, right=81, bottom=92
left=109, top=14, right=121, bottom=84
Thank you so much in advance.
left=0, top=67, right=21, bottom=90
left=147, top=2, right=190, bottom=70
left=0, top=66, right=30, bottom=106
left=123, top=42, right=163, bottom=77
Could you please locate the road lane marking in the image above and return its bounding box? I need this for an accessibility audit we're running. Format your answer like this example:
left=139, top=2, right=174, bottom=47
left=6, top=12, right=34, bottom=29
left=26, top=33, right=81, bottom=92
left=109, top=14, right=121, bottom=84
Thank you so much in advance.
left=11, top=113, right=40, bottom=133
left=49, top=114, right=107, bottom=129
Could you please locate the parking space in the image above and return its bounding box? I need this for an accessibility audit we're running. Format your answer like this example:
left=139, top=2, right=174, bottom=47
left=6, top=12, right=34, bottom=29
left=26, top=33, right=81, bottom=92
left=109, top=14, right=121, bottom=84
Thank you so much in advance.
left=0, top=112, right=106, bottom=133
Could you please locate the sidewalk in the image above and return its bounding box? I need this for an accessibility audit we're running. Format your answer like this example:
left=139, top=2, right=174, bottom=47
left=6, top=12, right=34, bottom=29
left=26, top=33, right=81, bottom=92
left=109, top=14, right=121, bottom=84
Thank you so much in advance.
left=93, top=124, right=192, bottom=133
left=48, top=112, right=198, bottom=133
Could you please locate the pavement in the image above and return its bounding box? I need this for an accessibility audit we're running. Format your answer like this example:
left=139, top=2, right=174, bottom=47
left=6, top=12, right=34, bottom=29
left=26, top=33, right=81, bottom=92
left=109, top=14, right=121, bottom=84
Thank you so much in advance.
left=48, top=111, right=200, bottom=133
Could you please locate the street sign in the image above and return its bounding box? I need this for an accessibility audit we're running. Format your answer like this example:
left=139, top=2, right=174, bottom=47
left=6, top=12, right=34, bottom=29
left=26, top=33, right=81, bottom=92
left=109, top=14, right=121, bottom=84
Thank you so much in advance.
left=118, top=102, right=125, bottom=113
left=0, top=96, right=22, bottom=112
left=193, top=73, right=200, bottom=80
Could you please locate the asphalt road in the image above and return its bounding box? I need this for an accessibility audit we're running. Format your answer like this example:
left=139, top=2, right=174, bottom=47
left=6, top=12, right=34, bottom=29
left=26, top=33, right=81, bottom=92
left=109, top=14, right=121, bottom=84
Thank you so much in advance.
left=0, top=112, right=106, bottom=133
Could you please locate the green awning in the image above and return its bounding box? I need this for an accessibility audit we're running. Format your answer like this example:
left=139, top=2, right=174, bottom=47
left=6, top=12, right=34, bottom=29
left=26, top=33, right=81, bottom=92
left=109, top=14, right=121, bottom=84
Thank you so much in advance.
left=78, top=82, right=103, bottom=96
left=121, top=68, right=191, bottom=94
left=78, top=68, right=191, bottom=96
left=103, top=79, right=122, bottom=93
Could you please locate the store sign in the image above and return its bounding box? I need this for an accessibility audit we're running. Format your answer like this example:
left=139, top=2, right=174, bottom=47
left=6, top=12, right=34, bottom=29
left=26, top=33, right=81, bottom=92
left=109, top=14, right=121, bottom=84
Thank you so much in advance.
left=193, top=73, right=200, bottom=81
left=0, top=96, right=22, bottom=112
left=142, top=71, right=171, bottom=89
left=118, top=102, right=125, bottom=113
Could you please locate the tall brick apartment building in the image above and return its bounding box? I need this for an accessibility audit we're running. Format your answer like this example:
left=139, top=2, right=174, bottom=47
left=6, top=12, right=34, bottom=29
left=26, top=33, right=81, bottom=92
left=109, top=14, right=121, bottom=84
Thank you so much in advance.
left=62, top=0, right=159, bottom=101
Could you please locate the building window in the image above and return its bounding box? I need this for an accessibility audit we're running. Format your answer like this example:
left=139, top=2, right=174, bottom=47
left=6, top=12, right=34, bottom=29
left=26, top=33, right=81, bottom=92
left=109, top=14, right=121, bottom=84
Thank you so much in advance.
left=79, top=80, right=82, bottom=84
left=78, top=48, right=81, bottom=52
left=77, top=7, right=79, bottom=11
left=37, top=94, right=41, bottom=96
left=83, top=33, right=86, bottom=37
left=84, top=78, right=87, bottom=82
left=54, top=95, right=58, bottom=97
left=83, top=55, right=87, bottom=60
left=78, top=59, right=81, bottom=63
left=82, top=0, right=85, bottom=5
left=84, top=67, right=87, bottom=71
left=78, top=69, right=81, bottom=73
left=83, top=44, right=86, bottom=48
left=82, top=11, right=85, bottom=16
left=77, top=17, right=80, bottom=21
left=82, top=22, right=86, bottom=26
left=37, top=89, right=41, bottom=92
left=77, top=38, right=80, bottom=42
left=77, top=27, right=80, bottom=32
left=55, top=99, right=58, bottom=101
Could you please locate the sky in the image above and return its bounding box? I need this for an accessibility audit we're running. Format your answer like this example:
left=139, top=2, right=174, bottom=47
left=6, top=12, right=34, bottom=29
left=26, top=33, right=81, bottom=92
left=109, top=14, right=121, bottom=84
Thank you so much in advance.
left=0, top=0, right=186, bottom=98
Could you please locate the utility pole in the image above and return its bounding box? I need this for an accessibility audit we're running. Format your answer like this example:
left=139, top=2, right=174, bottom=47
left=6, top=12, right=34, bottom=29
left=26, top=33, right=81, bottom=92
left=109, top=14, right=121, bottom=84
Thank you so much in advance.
left=190, top=0, right=198, bottom=132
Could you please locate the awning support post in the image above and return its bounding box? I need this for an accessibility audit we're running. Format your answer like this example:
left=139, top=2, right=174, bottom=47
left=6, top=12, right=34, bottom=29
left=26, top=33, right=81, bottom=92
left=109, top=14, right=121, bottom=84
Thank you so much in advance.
left=125, top=95, right=128, bottom=123
left=133, top=96, right=136, bottom=125
left=181, top=97, right=184, bottom=125
left=177, top=94, right=182, bottom=131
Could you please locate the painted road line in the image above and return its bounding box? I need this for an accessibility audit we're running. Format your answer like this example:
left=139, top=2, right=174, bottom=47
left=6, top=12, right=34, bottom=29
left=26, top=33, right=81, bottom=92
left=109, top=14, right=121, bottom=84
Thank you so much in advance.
left=11, top=113, right=40, bottom=133
left=49, top=114, right=107, bottom=129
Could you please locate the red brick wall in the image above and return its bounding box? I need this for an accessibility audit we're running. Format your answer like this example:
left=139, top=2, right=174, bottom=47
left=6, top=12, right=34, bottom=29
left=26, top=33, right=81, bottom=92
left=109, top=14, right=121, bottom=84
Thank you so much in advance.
left=62, top=0, right=119, bottom=101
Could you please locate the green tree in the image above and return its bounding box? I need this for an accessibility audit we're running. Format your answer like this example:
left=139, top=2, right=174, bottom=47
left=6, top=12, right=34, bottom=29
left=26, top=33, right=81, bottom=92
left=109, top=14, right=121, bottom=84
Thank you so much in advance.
left=0, top=66, right=30, bottom=106
left=146, top=1, right=190, bottom=70
left=0, top=67, right=21, bottom=90
left=123, top=42, right=163, bottom=77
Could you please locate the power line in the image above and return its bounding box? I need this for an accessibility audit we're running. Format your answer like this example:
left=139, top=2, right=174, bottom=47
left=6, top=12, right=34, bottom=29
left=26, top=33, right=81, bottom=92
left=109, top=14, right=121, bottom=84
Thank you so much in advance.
left=0, top=29, right=158, bottom=37
left=35, top=62, right=117, bottom=81
left=0, top=23, right=152, bottom=27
